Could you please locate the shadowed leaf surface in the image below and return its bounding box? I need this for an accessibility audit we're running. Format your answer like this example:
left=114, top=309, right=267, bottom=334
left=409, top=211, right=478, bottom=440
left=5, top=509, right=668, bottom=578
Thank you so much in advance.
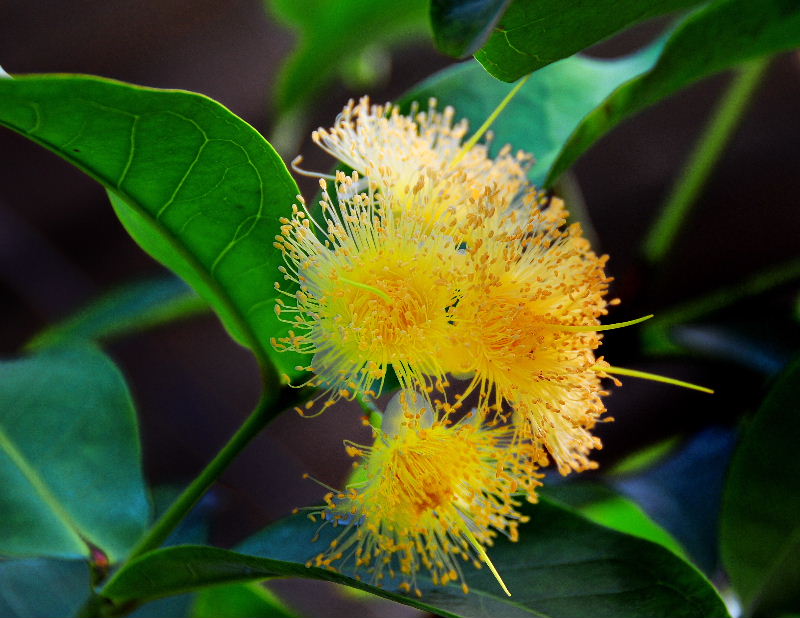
left=103, top=499, right=727, bottom=617
left=721, top=357, right=800, bottom=616
left=0, top=344, right=149, bottom=561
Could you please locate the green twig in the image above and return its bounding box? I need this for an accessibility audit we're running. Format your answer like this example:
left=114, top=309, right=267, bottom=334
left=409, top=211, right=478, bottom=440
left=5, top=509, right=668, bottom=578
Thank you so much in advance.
left=643, top=257, right=800, bottom=355
left=125, top=386, right=298, bottom=562
left=644, top=57, right=770, bottom=265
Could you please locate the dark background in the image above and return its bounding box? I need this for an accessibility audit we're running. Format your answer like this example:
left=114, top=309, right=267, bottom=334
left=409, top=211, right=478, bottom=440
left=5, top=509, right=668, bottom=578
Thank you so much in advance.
left=1, top=3, right=799, bottom=616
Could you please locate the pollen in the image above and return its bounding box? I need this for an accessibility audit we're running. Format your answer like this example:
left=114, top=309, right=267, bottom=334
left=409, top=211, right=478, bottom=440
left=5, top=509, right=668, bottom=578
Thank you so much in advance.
left=444, top=195, right=614, bottom=474
left=310, top=96, right=533, bottom=227
left=309, top=390, right=538, bottom=596
left=273, top=172, right=468, bottom=406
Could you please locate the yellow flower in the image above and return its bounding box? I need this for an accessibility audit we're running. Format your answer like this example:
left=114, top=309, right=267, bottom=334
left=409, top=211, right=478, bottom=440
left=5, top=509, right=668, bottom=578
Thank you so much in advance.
left=307, top=96, right=531, bottom=227
left=444, top=196, right=615, bottom=474
left=272, top=173, right=467, bottom=411
left=306, top=390, right=539, bottom=596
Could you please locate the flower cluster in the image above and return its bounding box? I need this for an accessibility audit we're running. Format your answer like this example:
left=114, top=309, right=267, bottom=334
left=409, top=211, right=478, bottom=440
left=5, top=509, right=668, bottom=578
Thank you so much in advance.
left=275, top=97, right=616, bottom=596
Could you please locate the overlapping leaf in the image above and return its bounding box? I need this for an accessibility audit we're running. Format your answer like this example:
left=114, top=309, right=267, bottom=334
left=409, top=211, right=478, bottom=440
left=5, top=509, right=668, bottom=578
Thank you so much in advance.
left=0, top=75, right=303, bottom=378
left=0, top=344, right=149, bottom=561
left=103, top=499, right=727, bottom=617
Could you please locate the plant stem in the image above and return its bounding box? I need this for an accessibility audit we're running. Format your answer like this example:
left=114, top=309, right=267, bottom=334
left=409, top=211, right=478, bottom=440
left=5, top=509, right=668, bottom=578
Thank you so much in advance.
left=125, top=383, right=299, bottom=561
left=643, top=57, right=770, bottom=265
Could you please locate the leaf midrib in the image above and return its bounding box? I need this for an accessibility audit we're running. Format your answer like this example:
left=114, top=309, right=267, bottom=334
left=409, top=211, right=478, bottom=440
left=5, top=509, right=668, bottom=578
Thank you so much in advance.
left=0, top=422, right=89, bottom=554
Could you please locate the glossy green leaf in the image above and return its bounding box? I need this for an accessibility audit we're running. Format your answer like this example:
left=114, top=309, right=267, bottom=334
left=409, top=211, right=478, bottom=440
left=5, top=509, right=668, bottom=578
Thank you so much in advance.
left=721, top=356, right=800, bottom=616
left=415, top=0, right=800, bottom=188
left=26, top=276, right=207, bottom=351
left=192, top=582, right=297, bottom=618
left=543, top=483, right=687, bottom=559
left=104, top=499, right=727, bottom=617
left=406, top=45, right=662, bottom=187
left=0, top=558, right=89, bottom=618
left=268, top=0, right=429, bottom=114
left=0, top=345, right=149, bottom=561
left=0, top=75, right=303, bottom=377
left=473, top=0, right=699, bottom=81
left=430, top=0, right=512, bottom=58
left=547, top=0, right=800, bottom=184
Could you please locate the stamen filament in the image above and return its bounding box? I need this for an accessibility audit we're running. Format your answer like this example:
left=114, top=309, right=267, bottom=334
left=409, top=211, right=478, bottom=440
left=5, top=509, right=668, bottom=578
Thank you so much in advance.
left=452, top=73, right=532, bottom=166
left=338, top=277, right=393, bottom=303
left=461, top=523, right=511, bottom=597
left=545, top=314, right=654, bottom=332
left=594, top=365, right=714, bottom=394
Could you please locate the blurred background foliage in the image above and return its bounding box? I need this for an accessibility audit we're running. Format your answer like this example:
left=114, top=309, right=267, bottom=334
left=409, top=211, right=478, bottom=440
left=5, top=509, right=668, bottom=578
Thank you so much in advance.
left=0, top=1, right=799, bottom=616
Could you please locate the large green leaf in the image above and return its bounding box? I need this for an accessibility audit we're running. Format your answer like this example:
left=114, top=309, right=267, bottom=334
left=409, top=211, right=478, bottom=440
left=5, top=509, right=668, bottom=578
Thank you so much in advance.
left=473, top=0, right=699, bottom=81
left=430, top=0, right=512, bottom=58
left=103, top=499, right=727, bottom=617
left=413, top=0, right=800, bottom=188
left=268, top=0, right=430, bottom=114
left=0, top=345, right=149, bottom=561
left=543, top=483, right=687, bottom=559
left=26, top=276, right=207, bottom=351
left=0, top=75, right=302, bottom=377
left=406, top=45, right=663, bottom=187
left=0, top=558, right=90, bottom=618
left=546, top=0, right=800, bottom=184
left=721, top=357, right=800, bottom=616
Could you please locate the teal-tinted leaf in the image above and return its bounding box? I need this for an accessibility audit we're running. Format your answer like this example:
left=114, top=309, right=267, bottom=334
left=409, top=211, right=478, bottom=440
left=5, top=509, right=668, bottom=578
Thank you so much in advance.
left=543, top=482, right=687, bottom=559
left=102, top=498, right=727, bottom=617
left=614, top=427, right=736, bottom=576
left=430, top=0, right=512, bottom=58
left=26, top=277, right=207, bottom=351
left=474, top=0, right=699, bottom=81
left=192, top=582, right=297, bottom=618
left=0, top=558, right=89, bottom=617
left=547, top=0, right=800, bottom=184
left=0, top=75, right=303, bottom=377
left=0, top=345, right=149, bottom=561
left=406, top=45, right=662, bottom=187
left=268, top=0, right=429, bottom=114
left=721, top=356, right=800, bottom=616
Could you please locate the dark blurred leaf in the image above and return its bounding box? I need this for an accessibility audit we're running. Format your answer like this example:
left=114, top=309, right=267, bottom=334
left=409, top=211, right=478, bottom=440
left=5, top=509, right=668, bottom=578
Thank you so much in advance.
left=430, top=0, right=512, bottom=58
left=613, top=427, right=737, bottom=575
left=721, top=357, right=800, bottom=616
left=26, top=277, right=207, bottom=351
left=543, top=482, right=687, bottom=559
left=546, top=0, right=800, bottom=184
left=0, top=558, right=89, bottom=617
left=192, top=582, right=297, bottom=618
left=268, top=0, right=429, bottom=114
left=474, top=0, right=699, bottom=80
left=406, top=44, right=662, bottom=186
left=0, top=344, right=149, bottom=561
left=0, top=75, right=303, bottom=378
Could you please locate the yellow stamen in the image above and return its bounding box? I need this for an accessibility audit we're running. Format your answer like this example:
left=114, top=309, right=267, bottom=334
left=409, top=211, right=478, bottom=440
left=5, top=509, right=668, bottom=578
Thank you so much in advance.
left=594, top=365, right=714, bottom=394
left=338, top=277, right=393, bottom=303
left=452, top=73, right=532, bottom=166
left=461, top=524, right=510, bottom=597
left=544, top=314, right=654, bottom=333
